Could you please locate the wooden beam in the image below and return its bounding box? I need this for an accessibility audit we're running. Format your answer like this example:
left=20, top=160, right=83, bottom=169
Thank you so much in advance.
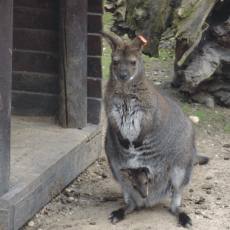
left=0, top=0, right=13, bottom=196
left=59, top=0, right=87, bottom=128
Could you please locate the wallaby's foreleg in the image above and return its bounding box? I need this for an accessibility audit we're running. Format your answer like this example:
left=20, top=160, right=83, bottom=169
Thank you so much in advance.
left=109, top=204, right=135, bottom=224
left=170, top=167, right=192, bottom=227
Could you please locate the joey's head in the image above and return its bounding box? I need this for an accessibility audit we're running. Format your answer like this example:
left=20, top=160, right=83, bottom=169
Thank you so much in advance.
left=102, top=32, right=146, bottom=82
left=120, top=167, right=151, bottom=198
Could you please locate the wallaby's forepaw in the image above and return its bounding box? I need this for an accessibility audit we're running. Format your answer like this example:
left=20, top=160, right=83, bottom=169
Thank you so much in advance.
left=109, top=208, right=125, bottom=224
left=178, top=212, right=192, bottom=227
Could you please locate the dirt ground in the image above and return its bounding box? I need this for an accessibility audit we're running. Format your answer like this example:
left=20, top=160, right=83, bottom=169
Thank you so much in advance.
left=22, top=59, right=230, bottom=230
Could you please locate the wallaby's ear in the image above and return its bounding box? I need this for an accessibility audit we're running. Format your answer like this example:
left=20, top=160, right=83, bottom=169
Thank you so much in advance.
left=140, top=167, right=150, bottom=178
left=131, top=35, right=148, bottom=51
left=101, top=31, right=123, bottom=51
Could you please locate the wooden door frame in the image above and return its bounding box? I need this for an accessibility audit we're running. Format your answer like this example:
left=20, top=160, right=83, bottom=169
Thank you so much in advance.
left=0, top=0, right=13, bottom=196
left=59, top=0, right=87, bottom=128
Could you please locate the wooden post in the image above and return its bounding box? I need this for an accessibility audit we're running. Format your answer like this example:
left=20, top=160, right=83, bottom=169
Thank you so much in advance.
left=59, top=0, right=87, bottom=128
left=0, top=0, right=13, bottom=196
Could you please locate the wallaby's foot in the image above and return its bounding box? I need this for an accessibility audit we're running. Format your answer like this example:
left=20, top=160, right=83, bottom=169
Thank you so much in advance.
left=169, top=209, right=192, bottom=228
left=194, top=155, right=209, bottom=165
left=178, top=212, right=192, bottom=227
left=109, top=208, right=125, bottom=224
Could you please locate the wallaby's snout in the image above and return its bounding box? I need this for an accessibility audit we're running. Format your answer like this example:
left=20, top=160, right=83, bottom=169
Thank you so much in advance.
left=117, top=66, right=129, bottom=81
left=119, top=72, right=129, bottom=81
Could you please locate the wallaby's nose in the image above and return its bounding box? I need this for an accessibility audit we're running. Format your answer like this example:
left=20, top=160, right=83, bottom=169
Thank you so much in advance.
left=119, top=72, right=129, bottom=81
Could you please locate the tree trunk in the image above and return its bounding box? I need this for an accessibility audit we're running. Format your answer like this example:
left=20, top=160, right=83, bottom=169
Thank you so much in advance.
left=173, top=0, right=230, bottom=108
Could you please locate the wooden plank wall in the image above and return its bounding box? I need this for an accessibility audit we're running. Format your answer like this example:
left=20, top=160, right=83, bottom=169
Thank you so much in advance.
left=0, top=0, right=13, bottom=196
left=87, top=0, right=102, bottom=124
left=12, top=0, right=59, bottom=115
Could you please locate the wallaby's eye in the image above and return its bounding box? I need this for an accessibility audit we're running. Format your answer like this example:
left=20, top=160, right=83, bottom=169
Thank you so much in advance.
left=130, top=60, right=136, bottom=66
left=113, top=60, right=119, bottom=65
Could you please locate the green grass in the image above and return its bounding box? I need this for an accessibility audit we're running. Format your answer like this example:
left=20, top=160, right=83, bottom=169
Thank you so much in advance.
left=143, top=47, right=174, bottom=64
left=182, top=103, right=230, bottom=133
left=103, top=13, right=113, bottom=31
left=158, top=48, right=174, bottom=61
left=102, top=13, right=113, bottom=79
left=102, top=44, right=111, bottom=80
left=182, top=104, right=216, bottom=122
left=224, top=123, right=230, bottom=133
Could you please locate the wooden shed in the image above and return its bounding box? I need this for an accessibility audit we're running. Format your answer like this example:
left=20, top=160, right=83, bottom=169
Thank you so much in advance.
left=0, top=0, right=102, bottom=229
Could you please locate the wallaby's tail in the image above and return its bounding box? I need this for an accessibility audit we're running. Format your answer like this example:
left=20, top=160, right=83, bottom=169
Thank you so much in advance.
left=194, top=154, right=209, bottom=165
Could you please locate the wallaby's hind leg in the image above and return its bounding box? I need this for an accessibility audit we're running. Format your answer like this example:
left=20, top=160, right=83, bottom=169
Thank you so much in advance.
left=171, top=189, right=192, bottom=227
left=170, top=189, right=182, bottom=214
left=170, top=167, right=192, bottom=227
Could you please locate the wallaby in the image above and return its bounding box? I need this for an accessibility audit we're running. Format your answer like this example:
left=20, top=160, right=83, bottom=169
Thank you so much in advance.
left=120, top=167, right=151, bottom=199
left=103, top=32, right=208, bottom=227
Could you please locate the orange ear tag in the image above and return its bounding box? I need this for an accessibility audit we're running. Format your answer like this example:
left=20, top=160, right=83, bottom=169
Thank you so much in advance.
left=137, top=35, right=148, bottom=46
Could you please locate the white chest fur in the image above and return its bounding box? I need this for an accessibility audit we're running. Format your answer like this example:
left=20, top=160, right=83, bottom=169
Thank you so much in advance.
left=110, top=97, right=143, bottom=143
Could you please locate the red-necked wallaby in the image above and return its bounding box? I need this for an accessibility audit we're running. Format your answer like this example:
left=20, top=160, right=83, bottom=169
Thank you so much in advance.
left=103, top=32, right=208, bottom=227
